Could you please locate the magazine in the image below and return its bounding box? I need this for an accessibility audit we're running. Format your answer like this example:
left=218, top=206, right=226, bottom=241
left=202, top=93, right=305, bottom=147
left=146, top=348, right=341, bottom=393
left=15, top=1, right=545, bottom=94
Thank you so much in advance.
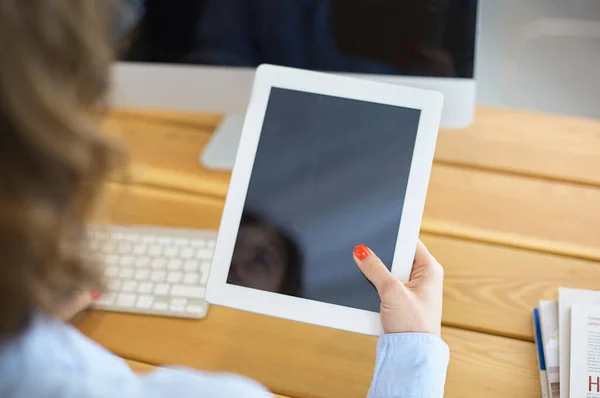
left=569, top=304, right=600, bottom=398
left=559, top=288, right=600, bottom=398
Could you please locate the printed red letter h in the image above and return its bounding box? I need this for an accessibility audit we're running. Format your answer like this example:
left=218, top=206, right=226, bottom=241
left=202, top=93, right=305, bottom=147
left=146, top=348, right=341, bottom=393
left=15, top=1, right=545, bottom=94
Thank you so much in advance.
left=589, top=376, right=600, bottom=392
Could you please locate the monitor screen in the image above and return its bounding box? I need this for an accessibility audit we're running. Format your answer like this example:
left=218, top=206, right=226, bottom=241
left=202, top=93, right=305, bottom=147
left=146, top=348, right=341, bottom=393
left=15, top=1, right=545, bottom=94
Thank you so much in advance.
left=226, top=87, right=421, bottom=312
left=123, top=0, right=478, bottom=79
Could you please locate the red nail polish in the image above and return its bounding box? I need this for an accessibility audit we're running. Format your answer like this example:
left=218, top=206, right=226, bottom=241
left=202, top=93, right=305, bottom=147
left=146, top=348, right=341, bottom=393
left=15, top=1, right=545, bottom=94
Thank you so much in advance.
left=354, top=244, right=371, bottom=261
left=90, top=290, right=101, bottom=300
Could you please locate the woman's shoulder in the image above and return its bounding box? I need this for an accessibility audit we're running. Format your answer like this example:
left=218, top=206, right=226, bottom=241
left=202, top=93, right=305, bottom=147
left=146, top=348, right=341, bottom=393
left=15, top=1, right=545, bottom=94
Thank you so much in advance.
left=1, top=315, right=130, bottom=371
left=0, top=314, right=270, bottom=398
left=0, top=315, right=134, bottom=395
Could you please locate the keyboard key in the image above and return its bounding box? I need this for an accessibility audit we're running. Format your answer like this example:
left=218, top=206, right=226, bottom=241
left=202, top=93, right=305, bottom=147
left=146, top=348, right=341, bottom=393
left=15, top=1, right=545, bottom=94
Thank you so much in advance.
left=148, top=246, right=163, bottom=257
left=119, top=268, right=134, bottom=279
left=124, top=233, right=140, bottom=241
left=95, top=293, right=117, bottom=306
left=116, top=293, right=136, bottom=307
left=164, top=246, right=179, bottom=257
left=167, top=271, right=183, bottom=283
left=195, top=248, right=213, bottom=260
left=106, top=266, right=119, bottom=277
left=180, top=247, right=195, bottom=258
left=151, top=258, right=167, bottom=269
left=187, top=301, right=208, bottom=317
left=157, top=236, right=172, bottom=245
left=122, top=281, right=137, bottom=292
left=167, top=259, right=183, bottom=270
left=134, top=257, right=150, bottom=268
left=200, top=271, right=209, bottom=285
left=108, top=279, right=122, bottom=291
left=183, top=260, right=199, bottom=271
left=190, top=239, right=205, bottom=248
left=118, top=242, right=133, bottom=254
left=170, top=298, right=187, bottom=312
left=142, top=235, right=156, bottom=243
left=132, top=244, right=148, bottom=255
left=134, top=270, right=150, bottom=280
left=153, top=300, right=168, bottom=311
left=105, top=254, right=119, bottom=265
left=136, top=295, right=154, bottom=309
left=119, top=256, right=134, bottom=266
left=183, top=273, right=199, bottom=285
left=207, top=240, right=216, bottom=249
left=172, top=285, right=204, bottom=299
left=171, top=297, right=187, bottom=306
left=138, top=282, right=153, bottom=293
left=154, top=283, right=170, bottom=295
left=173, top=238, right=189, bottom=246
left=151, top=271, right=167, bottom=282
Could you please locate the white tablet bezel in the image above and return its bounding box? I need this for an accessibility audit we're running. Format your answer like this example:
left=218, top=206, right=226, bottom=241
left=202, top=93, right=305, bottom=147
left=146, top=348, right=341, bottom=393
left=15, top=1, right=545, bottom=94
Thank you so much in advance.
left=206, top=64, right=443, bottom=336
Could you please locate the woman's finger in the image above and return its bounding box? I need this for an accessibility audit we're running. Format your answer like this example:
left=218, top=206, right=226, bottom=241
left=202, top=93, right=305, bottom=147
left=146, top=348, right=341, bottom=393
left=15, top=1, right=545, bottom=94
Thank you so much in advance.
left=413, top=240, right=437, bottom=267
left=409, top=240, right=444, bottom=285
left=353, top=244, right=396, bottom=295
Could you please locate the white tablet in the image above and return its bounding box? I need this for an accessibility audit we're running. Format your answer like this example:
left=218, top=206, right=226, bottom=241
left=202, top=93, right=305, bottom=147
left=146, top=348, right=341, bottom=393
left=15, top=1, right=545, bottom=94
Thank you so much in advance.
left=206, top=64, right=443, bottom=336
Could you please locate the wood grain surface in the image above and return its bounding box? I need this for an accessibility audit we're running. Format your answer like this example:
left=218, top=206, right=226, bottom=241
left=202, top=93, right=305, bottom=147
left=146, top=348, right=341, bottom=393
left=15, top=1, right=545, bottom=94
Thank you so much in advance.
left=435, top=107, right=600, bottom=187
left=76, top=107, right=600, bottom=398
left=425, top=164, right=600, bottom=261
left=125, top=358, right=156, bottom=373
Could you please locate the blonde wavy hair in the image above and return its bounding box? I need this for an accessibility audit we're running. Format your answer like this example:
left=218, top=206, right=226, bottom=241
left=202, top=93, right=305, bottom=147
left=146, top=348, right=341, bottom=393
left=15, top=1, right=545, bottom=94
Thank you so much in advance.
left=0, top=1, right=123, bottom=335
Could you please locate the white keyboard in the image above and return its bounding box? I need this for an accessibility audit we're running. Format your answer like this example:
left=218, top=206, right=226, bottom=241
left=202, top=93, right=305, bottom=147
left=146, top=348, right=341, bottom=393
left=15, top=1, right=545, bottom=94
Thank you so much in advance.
left=87, top=225, right=217, bottom=319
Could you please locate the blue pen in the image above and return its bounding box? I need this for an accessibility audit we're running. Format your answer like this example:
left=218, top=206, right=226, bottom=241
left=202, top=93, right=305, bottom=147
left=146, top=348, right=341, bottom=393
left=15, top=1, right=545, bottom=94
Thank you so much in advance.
left=534, top=308, right=550, bottom=398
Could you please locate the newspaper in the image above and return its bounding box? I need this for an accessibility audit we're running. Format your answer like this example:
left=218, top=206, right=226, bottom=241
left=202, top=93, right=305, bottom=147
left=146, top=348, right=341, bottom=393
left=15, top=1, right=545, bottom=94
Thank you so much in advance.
left=559, top=288, right=600, bottom=398
left=540, top=300, right=561, bottom=398
left=569, top=304, right=600, bottom=398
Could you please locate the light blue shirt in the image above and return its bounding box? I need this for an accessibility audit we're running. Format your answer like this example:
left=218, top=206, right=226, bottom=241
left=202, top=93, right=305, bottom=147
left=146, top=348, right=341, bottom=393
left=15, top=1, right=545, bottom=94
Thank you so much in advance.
left=0, top=315, right=449, bottom=397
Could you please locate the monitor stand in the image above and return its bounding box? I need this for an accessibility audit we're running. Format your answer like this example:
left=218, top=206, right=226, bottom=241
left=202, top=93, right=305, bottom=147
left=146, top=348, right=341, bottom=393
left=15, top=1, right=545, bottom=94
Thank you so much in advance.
left=200, top=114, right=244, bottom=170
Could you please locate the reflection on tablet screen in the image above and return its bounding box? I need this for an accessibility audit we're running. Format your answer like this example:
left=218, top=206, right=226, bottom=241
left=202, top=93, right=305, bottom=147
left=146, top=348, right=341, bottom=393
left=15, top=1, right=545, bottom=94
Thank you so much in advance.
left=227, top=88, right=421, bottom=312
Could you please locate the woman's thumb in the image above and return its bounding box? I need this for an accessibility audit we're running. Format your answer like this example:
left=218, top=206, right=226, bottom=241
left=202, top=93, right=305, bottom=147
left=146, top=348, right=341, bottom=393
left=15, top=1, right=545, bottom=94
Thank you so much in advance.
left=353, top=244, right=396, bottom=295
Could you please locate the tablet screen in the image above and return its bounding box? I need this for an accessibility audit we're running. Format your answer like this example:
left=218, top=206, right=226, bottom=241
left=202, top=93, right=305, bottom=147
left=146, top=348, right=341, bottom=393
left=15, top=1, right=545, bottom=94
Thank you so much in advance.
left=227, top=87, right=421, bottom=312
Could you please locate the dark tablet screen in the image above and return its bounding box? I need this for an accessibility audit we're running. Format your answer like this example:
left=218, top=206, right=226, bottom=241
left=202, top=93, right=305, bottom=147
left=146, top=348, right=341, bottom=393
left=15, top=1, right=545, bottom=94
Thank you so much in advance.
left=226, top=87, right=421, bottom=312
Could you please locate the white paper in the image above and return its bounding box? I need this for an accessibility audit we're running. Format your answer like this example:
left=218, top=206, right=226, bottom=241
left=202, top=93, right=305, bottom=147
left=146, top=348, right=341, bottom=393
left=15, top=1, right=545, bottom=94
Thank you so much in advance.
left=569, top=304, right=600, bottom=398
left=559, top=288, right=600, bottom=398
left=540, top=300, right=560, bottom=398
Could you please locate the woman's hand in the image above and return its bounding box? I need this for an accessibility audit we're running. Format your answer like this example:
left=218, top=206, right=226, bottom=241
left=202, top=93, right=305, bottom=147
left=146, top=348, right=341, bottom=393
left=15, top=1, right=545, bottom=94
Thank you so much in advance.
left=353, top=241, right=444, bottom=336
left=55, top=290, right=99, bottom=321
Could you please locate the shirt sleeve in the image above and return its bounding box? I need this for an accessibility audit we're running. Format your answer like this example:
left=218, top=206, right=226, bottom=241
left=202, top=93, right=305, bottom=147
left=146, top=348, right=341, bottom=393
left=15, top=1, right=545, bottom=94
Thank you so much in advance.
left=368, top=333, right=450, bottom=398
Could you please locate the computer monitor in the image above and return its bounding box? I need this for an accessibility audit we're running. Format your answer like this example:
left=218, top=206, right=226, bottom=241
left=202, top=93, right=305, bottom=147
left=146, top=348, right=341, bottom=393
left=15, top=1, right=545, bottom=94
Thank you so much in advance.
left=111, top=0, right=479, bottom=170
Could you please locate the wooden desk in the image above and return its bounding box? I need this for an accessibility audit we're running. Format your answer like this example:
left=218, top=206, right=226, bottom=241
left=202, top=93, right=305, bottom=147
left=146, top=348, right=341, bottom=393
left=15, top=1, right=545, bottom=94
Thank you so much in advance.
left=79, top=107, right=600, bottom=398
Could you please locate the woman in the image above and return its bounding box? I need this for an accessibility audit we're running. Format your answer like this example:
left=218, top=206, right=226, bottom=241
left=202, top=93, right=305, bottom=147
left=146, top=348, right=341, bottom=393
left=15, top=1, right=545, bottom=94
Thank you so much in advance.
left=0, top=1, right=449, bottom=397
